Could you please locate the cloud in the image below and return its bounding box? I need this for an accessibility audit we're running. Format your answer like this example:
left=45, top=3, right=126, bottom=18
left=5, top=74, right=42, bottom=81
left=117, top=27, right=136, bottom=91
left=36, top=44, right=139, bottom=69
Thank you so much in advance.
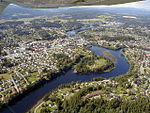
left=113, top=0, right=150, bottom=10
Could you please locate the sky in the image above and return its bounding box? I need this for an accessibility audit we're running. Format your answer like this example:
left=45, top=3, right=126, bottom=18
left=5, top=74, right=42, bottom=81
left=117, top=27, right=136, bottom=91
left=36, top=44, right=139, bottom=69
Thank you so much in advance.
left=114, top=0, right=150, bottom=10
left=76, top=0, right=150, bottom=11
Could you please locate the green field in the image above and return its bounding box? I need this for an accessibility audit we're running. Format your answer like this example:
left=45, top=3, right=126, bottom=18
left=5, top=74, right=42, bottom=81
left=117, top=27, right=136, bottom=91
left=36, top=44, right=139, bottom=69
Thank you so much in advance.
left=0, top=73, right=11, bottom=80
left=87, top=58, right=107, bottom=70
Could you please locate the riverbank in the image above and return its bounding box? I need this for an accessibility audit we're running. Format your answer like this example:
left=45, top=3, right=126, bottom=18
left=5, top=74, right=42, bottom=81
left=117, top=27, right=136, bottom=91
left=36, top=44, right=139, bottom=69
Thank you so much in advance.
left=1, top=1, right=150, bottom=112
left=29, top=46, right=150, bottom=113
left=27, top=45, right=130, bottom=113
left=1, top=45, right=130, bottom=113
left=0, top=50, right=83, bottom=111
left=0, top=78, right=47, bottom=111
left=0, top=45, right=116, bottom=112
left=0, top=69, right=69, bottom=112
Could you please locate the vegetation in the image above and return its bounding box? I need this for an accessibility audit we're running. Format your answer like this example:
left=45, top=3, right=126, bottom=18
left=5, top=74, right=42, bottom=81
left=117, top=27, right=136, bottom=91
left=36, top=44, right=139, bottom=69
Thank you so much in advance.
left=29, top=39, right=150, bottom=113
left=0, top=73, right=11, bottom=80
left=1, top=58, right=14, bottom=68
left=59, top=94, right=150, bottom=113
left=101, top=35, right=135, bottom=41
left=52, top=53, right=73, bottom=71
left=1, top=2, right=150, bottom=112
left=74, top=54, right=114, bottom=74
left=103, top=51, right=117, bottom=63
left=0, top=48, right=7, bottom=57
left=34, top=80, right=150, bottom=113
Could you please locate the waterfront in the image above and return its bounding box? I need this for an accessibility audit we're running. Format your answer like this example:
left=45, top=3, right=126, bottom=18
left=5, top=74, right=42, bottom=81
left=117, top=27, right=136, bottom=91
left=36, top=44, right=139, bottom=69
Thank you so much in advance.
left=1, top=45, right=129, bottom=113
left=0, top=0, right=150, bottom=113
left=1, top=23, right=129, bottom=113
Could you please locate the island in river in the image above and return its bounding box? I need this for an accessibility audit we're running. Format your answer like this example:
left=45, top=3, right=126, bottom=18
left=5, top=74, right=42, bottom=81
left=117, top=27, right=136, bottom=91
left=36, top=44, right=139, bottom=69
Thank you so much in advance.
left=73, top=53, right=114, bottom=75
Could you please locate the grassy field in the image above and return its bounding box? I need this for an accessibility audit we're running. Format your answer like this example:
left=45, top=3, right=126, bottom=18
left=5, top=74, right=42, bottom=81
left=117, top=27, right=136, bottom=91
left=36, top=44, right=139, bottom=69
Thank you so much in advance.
left=0, top=73, right=11, bottom=80
left=87, top=58, right=107, bottom=70
left=103, top=50, right=117, bottom=64
left=27, top=72, right=40, bottom=83
left=0, top=16, right=44, bottom=24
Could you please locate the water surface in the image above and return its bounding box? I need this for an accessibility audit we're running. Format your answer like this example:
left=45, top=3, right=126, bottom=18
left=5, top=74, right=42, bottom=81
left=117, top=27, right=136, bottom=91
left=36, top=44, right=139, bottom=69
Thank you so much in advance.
left=2, top=45, right=129, bottom=113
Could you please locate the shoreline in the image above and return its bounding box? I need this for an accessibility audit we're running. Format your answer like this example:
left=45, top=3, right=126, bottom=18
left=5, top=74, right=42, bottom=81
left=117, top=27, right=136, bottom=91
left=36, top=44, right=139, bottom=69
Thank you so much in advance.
left=0, top=45, right=123, bottom=112
left=29, top=47, right=137, bottom=113
left=0, top=66, right=72, bottom=112
left=74, top=63, right=115, bottom=75
left=28, top=46, right=130, bottom=113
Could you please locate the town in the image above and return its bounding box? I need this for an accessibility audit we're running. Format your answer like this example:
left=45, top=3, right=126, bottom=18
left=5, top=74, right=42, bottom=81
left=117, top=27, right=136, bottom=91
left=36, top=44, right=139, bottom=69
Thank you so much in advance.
left=0, top=11, right=150, bottom=112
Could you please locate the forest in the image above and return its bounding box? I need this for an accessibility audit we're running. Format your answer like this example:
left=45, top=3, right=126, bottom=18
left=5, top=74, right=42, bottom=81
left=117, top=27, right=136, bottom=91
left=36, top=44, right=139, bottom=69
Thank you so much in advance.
left=40, top=83, right=150, bottom=113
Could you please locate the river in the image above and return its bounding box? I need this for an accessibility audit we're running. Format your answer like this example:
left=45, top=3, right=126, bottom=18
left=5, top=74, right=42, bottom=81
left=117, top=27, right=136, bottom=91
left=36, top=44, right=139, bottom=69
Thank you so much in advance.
left=1, top=0, right=150, bottom=113
left=1, top=28, right=130, bottom=113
